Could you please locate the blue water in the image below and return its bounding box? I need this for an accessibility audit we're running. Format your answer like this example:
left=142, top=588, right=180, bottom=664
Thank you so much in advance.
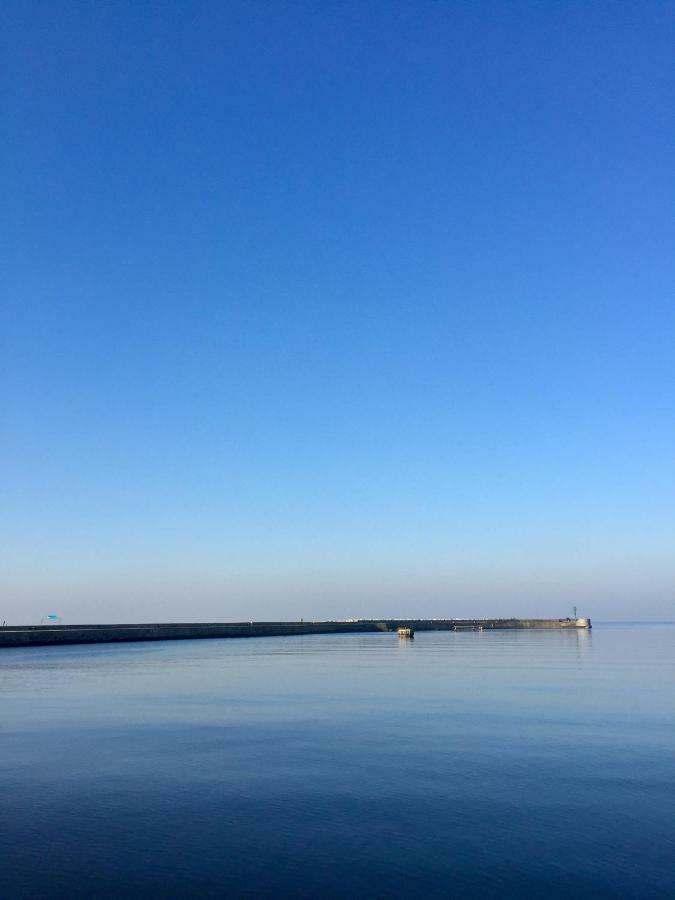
left=1, top=624, right=673, bottom=898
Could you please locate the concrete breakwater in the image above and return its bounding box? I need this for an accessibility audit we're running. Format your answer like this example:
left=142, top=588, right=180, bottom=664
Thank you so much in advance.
left=0, top=618, right=590, bottom=649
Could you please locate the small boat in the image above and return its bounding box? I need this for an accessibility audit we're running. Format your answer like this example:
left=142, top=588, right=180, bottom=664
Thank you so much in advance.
left=397, top=627, right=414, bottom=638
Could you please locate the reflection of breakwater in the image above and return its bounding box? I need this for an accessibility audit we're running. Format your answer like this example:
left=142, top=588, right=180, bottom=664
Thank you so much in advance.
left=0, top=618, right=591, bottom=649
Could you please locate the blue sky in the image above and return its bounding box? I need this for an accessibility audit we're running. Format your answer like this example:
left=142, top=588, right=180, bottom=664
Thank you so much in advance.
left=3, top=1, right=674, bottom=622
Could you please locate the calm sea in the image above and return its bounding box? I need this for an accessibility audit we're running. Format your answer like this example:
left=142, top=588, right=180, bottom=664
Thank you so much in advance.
left=1, top=624, right=673, bottom=898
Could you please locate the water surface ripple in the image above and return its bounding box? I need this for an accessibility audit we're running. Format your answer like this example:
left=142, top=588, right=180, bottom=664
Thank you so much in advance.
left=1, top=624, right=673, bottom=898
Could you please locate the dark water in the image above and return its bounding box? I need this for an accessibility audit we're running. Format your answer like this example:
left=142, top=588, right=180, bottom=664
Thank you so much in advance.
left=1, top=624, right=674, bottom=898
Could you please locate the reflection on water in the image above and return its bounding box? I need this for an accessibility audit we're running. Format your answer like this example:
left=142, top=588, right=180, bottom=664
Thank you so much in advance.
left=1, top=624, right=673, bottom=898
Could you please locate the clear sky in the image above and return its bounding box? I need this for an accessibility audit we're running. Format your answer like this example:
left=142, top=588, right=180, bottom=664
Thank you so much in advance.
left=3, top=1, right=674, bottom=623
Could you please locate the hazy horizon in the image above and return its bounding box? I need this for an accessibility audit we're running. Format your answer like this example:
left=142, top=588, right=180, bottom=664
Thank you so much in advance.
left=3, top=2, right=674, bottom=625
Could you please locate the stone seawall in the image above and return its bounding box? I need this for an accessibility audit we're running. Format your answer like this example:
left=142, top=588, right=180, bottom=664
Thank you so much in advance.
left=0, top=618, right=590, bottom=649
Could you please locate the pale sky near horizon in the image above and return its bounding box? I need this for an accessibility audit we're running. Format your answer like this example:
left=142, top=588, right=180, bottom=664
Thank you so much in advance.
left=3, top=1, right=674, bottom=624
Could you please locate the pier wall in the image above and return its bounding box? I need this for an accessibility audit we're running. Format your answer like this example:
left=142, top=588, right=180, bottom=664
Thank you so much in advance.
left=0, top=618, right=590, bottom=649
